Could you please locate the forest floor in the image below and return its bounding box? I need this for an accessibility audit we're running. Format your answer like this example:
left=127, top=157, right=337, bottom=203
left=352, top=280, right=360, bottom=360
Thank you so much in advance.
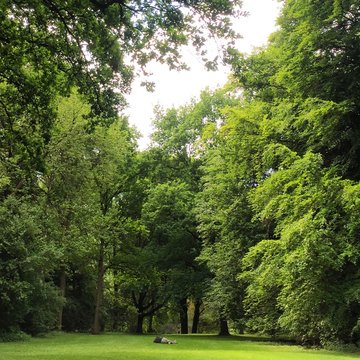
left=0, top=333, right=359, bottom=360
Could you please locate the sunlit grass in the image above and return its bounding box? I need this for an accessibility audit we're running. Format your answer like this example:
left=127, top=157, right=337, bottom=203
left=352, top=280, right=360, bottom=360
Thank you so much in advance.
left=0, top=333, right=359, bottom=360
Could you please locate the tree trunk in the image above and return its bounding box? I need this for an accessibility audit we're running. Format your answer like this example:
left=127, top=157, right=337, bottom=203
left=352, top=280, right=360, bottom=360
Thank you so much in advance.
left=191, top=299, right=201, bottom=334
left=179, top=298, right=188, bottom=334
left=92, top=240, right=105, bottom=334
left=219, top=316, right=230, bottom=336
left=132, top=291, right=165, bottom=334
left=58, top=266, right=66, bottom=331
left=136, top=314, right=145, bottom=334
left=111, top=244, right=120, bottom=331
left=111, top=279, right=120, bottom=331
left=133, top=291, right=146, bottom=334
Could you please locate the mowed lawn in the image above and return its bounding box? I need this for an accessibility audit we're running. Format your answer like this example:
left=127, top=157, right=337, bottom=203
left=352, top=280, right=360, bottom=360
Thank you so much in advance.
left=0, top=333, right=360, bottom=360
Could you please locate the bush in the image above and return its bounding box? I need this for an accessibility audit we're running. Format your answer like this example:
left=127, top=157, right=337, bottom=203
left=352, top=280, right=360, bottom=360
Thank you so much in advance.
left=322, top=340, right=359, bottom=353
left=0, top=329, right=31, bottom=342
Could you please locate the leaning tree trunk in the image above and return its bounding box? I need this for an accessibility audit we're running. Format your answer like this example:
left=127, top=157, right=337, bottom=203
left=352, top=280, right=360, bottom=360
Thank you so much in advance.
left=92, top=240, right=105, bottom=334
left=179, top=298, right=188, bottom=334
left=191, top=299, right=202, bottom=334
left=219, top=316, right=230, bottom=336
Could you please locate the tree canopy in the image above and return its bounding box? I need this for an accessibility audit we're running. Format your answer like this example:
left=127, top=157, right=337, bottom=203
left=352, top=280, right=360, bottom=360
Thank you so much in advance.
left=2, top=0, right=360, bottom=348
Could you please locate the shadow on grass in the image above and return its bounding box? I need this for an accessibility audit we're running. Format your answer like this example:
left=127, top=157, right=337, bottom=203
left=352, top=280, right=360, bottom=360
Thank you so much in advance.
left=173, top=334, right=298, bottom=345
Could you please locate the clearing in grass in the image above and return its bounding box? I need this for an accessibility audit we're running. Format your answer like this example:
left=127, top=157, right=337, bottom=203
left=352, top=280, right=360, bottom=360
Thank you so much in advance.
left=0, top=333, right=359, bottom=360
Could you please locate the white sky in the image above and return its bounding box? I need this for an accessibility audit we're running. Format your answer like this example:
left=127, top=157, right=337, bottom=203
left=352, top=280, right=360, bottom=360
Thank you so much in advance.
left=125, top=0, right=282, bottom=149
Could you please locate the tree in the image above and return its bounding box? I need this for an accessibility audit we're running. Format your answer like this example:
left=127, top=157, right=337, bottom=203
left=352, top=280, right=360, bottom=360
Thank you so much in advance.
left=141, top=181, right=200, bottom=334
left=243, top=151, right=360, bottom=344
left=196, top=100, right=268, bottom=335
left=41, top=91, right=138, bottom=334
left=0, top=195, right=62, bottom=335
left=88, top=118, right=137, bottom=334
left=121, top=246, right=168, bottom=334
left=218, top=0, right=360, bottom=345
left=143, top=89, right=236, bottom=334
left=41, top=91, right=97, bottom=331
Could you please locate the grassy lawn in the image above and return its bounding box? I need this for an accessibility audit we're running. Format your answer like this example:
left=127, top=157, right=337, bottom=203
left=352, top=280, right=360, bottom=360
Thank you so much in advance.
left=0, top=333, right=360, bottom=360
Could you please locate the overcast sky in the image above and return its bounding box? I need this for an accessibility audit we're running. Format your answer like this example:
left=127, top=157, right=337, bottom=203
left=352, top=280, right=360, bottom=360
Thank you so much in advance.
left=125, top=0, right=282, bottom=149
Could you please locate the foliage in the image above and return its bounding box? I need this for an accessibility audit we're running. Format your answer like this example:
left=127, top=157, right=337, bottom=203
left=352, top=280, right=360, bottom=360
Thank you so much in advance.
left=132, top=89, right=235, bottom=334
left=196, top=100, right=268, bottom=332
left=230, top=0, right=360, bottom=179
left=0, top=0, right=243, bottom=131
left=0, top=196, right=62, bottom=334
left=242, top=152, right=360, bottom=344
left=0, top=330, right=30, bottom=343
left=216, top=0, right=360, bottom=345
left=142, top=180, right=199, bottom=294
left=3, top=0, right=360, bottom=344
left=0, top=0, right=245, bottom=338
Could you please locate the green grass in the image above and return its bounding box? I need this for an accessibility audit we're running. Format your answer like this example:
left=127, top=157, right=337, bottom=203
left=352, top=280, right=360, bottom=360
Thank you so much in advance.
left=0, top=333, right=359, bottom=360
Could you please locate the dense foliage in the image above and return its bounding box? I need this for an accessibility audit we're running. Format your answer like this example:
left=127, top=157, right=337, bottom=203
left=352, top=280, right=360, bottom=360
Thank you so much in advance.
left=199, top=0, right=360, bottom=346
left=0, top=0, right=241, bottom=337
left=2, top=0, right=360, bottom=347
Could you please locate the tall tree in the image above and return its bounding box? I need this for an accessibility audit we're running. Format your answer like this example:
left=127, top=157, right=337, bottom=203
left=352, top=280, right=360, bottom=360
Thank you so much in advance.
left=42, top=92, right=96, bottom=331
left=39, top=91, right=139, bottom=333
left=218, top=0, right=360, bottom=345
left=88, top=118, right=137, bottom=334
left=142, top=180, right=200, bottom=334
left=143, top=89, right=235, bottom=333
left=196, top=99, right=268, bottom=335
